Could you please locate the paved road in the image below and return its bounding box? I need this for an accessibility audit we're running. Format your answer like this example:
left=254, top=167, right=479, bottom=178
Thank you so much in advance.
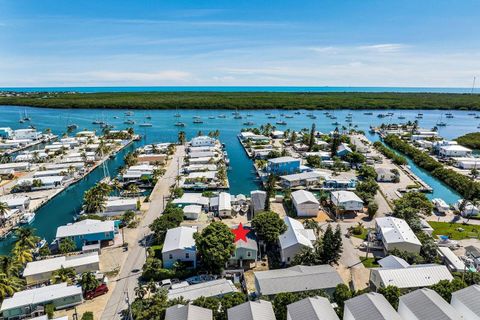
left=101, top=146, right=185, bottom=320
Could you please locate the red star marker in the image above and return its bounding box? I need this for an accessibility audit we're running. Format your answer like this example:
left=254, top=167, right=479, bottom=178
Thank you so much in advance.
left=232, top=223, right=250, bottom=242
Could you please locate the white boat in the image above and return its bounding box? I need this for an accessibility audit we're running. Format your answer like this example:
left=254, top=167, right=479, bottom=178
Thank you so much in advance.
left=276, top=120, right=287, bottom=125
left=20, top=212, right=35, bottom=224
left=193, top=119, right=203, bottom=124
left=139, top=123, right=152, bottom=127
left=432, top=198, right=450, bottom=213
left=174, top=122, right=186, bottom=127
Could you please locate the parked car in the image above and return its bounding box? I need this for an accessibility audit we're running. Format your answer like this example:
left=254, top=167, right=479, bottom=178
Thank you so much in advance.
left=85, top=283, right=109, bottom=300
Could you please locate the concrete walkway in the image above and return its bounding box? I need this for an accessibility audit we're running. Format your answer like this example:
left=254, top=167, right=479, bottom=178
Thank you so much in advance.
left=101, top=146, right=185, bottom=320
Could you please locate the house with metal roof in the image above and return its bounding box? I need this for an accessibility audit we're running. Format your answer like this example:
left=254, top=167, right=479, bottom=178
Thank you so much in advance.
left=172, top=193, right=210, bottom=208
left=344, top=292, right=402, bottom=320
left=227, top=300, right=276, bottom=320
left=229, top=224, right=258, bottom=269
left=190, top=136, right=216, bottom=147
left=287, top=296, right=338, bottom=320
left=398, top=288, right=462, bottom=320
left=267, top=156, right=301, bottom=175
left=377, top=255, right=410, bottom=269
left=254, top=265, right=343, bottom=296
left=370, top=263, right=453, bottom=290
left=182, top=204, right=202, bottom=220
left=0, top=195, right=30, bottom=211
left=23, top=253, right=99, bottom=286
left=217, top=192, right=232, bottom=217
left=451, top=284, right=480, bottom=320
left=278, top=216, right=316, bottom=264
left=0, top=283, right=83, bottom=320
left=291, top=190, right=319, bottom=217
left=375, top=217, right=422, bottom=253
left=438, top=247, right=467, bottom=273
left=162, top=226, right=197, bottom=269
left=167, top=279, right=237, bottom=301
left=330, top=191, right=363, bottom=212
left=55, top=219, right=118, bottom=250
left=337, top=143, right=352, bottom=157
left=165, top=304, right=213, bottom=320
left=250, top=190, right=267, bottom=216
left=279, top=171, right=322, bottom=188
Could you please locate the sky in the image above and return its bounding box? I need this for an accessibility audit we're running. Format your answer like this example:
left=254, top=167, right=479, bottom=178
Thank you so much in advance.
left=0, top=0, right=479, bottom=87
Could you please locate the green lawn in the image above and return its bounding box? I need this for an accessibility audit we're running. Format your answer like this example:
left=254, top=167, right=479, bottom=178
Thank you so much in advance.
left=361, top=257, right=380, bottom=268
left=429, top=221, right=480, bottom=240
left=351, top=227, right=371, bottom=240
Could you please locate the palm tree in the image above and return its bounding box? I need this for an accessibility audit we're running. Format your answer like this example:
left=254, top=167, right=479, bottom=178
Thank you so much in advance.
left=51, top=267, right=76, bottom=285
left=470, top=167, right=479, bottom=181
left=177, top=131, right=186, bottom=145
left=14, top=227, right=39, bottom=250
left=134, top=285, right=147, bottom=299
left=0, top=273, right=24, bottom=300
left=0, top=202, right=8, bottom=227
left=80, top=272, right=99, bottom=293
left=111, top=179, right=122, bottom=196
left=125, top=184, right=140, bottom=195
left=0, top=256, right=21, bottom=277
left=11, top=246, right=33, bottom=265
left=303, top=219, right=321, bottom=236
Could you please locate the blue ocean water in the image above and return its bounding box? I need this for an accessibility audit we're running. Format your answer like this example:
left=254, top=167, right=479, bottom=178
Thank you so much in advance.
left=0, top=105, right=475, bottom=253
left=0, top=86, right=476, bottom=93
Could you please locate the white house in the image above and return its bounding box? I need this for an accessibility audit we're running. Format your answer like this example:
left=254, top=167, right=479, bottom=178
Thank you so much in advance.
left=218, top=192, right=232, bottom=217
left=454, top=199, right=480, bottom=217
left=398, top=288, right=462, bottom=320
left=190, top=136, right=216, bottom=147
left=227, top=300, right=276, bottom=320
left=454, top=157, right=480, bottom=170
left=344, top=292, right=402, bottom=320
left=291, top=190, right=319, bottom=217
left=182, top=205, right=202, bottom=220
left=165, top=304, right=212, bottom=320
left=330, top=191, right=363, bottom=211
left=375, top=217, right=422, bottom=253
left=100, top=197, right=138, bottom=216
left=0, top=196, right=30, bottom=211
left=167, top=279, right=237, bottom=301
left=13, top=128, right=41, bottom=140
left=439, top=145, right=472, bottom=158
left=450, top=285, right=480, bottom=320
left=162, top=227, right=197, bottom=269
left=279, top=216, right=316, bottom=264
left=250, top=190, right=267, bottom=216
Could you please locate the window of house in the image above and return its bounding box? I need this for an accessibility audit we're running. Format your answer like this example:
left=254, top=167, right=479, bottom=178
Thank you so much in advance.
left=287, top=257, right=290, bottom=262
left=247, top=251, right=251, bottom=257
left=169, top=254, right=173, bottom=259
left=185, top=253, right=190, bottom=259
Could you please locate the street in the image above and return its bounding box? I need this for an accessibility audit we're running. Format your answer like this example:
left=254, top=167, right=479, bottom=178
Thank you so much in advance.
left=101, top=145, right=185, bottom=320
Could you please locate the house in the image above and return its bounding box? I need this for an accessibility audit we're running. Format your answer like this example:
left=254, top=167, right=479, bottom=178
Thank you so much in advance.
left=16, top=176, right=66, bottom=190
left=369, top=263, right=453, bottom=290
left=254, top=265, right=343, bottom=296
left=453, top=199, right=480, bottom=217
left=250, top=190, right=267, bottom=216
left=279, top=217, right=316, bottom=264
left=439, top=145, right=472, bottom=158
left=398, top=288, right=462, bottom=320
left=227, top=300, right=276, bottom=320
left=162, top=227, right=197, bottom=269
left=0, top=195, right=30, bottom=211
left=167, top=279, right=237, bottom=301
left=450, top=285, right=480, bottom=320
left=190, top=136, right=216, bottom=147
left=375, top=217, right=422, bottom=253
left=330, top=191, right=363, bottom=212
left=100, top=197, right=138, bottom=216
left=13, top=128, right=41, bottom=140
left=183, top=205, right=202, bottom=220
left=437, top=247, right=466, bottom=273
left=165, top=304, right=212, bottom=320
left=323, top=178, right=357, bottom=190
left=291, top=190, right=319, bottom=217
left=337, top=143, right=352, bottom=157
left=375, top=168, right=397, bottom=182
left=267, top=156, right=301, bottom=175
left=0, top=162, right=31, bottom=172
left=465, top=245, right=480, bottom=268
left=137, top=154, right=166, bottom=165
left=0, top=127, right=13, bottom=138
left=229, top=224, right=258, bottom=268
left=22, top=253, right=100, bottom=286
left=172, top=193, right=209, bottom=208
left=287, top=296, right=338, bottom=320
left=280, top=171, right=322, bottom=188
left=55, top=219, right=118, bottom=250
left=0, top=283, right=83, bottom=320
left=344, top=292, right=402, bottom=320
left=218, top=192, right=232, bottom=217
left=454, top=157, right=480, bottom=170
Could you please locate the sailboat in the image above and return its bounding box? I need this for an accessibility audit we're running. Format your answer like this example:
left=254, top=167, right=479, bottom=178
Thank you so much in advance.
left=436, top=114, right=447, bottom=127
left=21, top=109, right=31, bottom=122
left=174, top=106, right=181, bottom=118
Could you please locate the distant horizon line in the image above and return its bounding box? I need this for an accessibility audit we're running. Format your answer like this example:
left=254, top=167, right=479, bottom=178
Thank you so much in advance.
left=0, top=85, right=473, bottom=89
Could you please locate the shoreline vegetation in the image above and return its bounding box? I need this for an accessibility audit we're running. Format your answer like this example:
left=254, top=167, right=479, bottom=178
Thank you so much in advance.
left=1, top=91, right=480, bottom=110
left=383, top=134, right=480, bottom=199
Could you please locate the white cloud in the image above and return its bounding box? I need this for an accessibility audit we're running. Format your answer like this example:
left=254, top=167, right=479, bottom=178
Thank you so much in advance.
left=358, top=43, right=407, bottom=53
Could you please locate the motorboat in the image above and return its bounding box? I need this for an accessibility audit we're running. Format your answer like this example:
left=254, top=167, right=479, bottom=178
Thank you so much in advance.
left=20, top=212, right=35, bottom=224
left=139, top=122, right=152, bottom=127
left=124, top=120, right=135, bottom=125
left=174, top=122, right=186, bottom=127
left=243, top=121, right=255, bottom=126
left=193, top=119, right=204, bottom=124
left=276, top=120, right=287, bottom=125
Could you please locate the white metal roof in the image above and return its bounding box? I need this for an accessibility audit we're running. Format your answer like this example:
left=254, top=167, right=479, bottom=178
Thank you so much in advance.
left=0, top=283, right=82, bottom=312
left=268, top=156, right=299, bottom=164
left=378, top=255, right=410, bottom=269
left=23, top=253, right=99, bottom=277
left=56, top=219, right=115, bottom=238
left=372, top=264, right=453, bottom=289
left=437, top=247, right=466, bottom=272
left=440, top=145, right=472, bottom=152
left=451, top=285, right=480, bottom=317
left=218, top=192, right=232, bottom=211
left=167, top=279, right=237, bottom=300
left=279, top=216, right=315, bottom=251
left=183, top=205, right=202, bottom=215
left=254, top=265, right=343, bottom=295
left=162, top=227, right=196, bottom=253
left=399, top=288, right=461, bottom=320
left=172, top=193, right=209, bottom=206
left=376, top=217, right=421, bottom=246
left=0, top=195, right=29, bottom=207
left=187, top=171, right=217, bottom=180
left=287, top=296, right=339, bottom=320
left=345, top=292, right=402, bottom=320
left=291, top=190, right=319, bottom=204
left=227, top=300, right=276, bottom=320
left=331, top=190, right=363, bottom=203
left=280, top=171, right=322, bottom=182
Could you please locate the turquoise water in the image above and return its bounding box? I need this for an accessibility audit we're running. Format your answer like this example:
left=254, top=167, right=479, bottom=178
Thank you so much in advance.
left=0, top=105, right=476, bottom=253
left=0, top=86, right=476, bottom=93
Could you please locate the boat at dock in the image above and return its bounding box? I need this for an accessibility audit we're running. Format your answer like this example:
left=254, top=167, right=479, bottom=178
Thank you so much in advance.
left=20, top=212, right=35, bottom=225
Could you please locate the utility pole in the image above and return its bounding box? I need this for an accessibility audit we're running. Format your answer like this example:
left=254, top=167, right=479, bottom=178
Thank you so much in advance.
left=126, top=291, right=133, bottom=320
